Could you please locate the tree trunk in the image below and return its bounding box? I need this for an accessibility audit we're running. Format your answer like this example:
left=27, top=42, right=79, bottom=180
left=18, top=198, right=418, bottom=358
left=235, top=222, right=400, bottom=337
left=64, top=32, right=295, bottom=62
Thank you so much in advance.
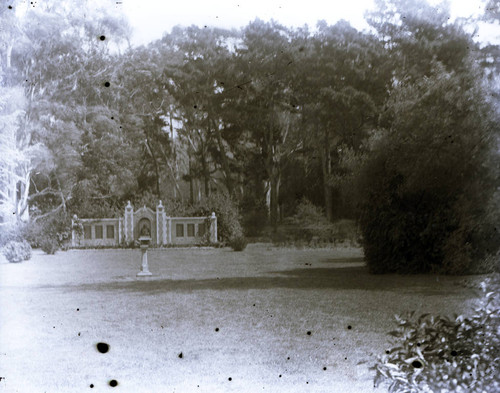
left=211, top=119, right=233, bottom=195
left=145, top=138, right=161, bottom=199
left=269, top=168, right=280, bottom=232
left=320, top=129, right=333, bottom=222
left=189, top=158, right=194, bottom=205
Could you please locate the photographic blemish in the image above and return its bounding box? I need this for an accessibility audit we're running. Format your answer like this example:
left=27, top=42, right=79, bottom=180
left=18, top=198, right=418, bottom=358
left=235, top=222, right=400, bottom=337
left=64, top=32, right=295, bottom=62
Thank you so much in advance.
left=96, top=342, right=109, bottom=353
left=323, top=367, right=327, bottom=371
left=385, top=350, right=390, bottom=354
left=90, top=383, right=94, bottom=388
left=345, top=357, right=347, bottom=360
left=78, top=332, right=81, bottom=336
left=109, top=379, right=118, bottom=387
left=100, top=35, right=106, bottom=41
left=451, top=350, right=458, bottom=356
left=104, top=82, right=110, bottom=87
left=347, top=325, right=352, bottom=330
left=8, top=5, right=13, bottom=9
left=279, top=375, right=282, bottom=378
left=228, top=377, right=232, bottom=381
left=253, top=304, right=255, bottom=306
left=215, top=327, right=219, bottom=332
left=306, top=331, right=311, bottom=335
left=178, top=352, right=183, bottom=358
left=193, top=105, right=197, bottom=109
left=111, top=117, right=114, bottom=120
left=287, top=357, right=290, bottom=360
left=412, top=360, right=423, bottom=368
left=76, top=308, right=79, bottom=311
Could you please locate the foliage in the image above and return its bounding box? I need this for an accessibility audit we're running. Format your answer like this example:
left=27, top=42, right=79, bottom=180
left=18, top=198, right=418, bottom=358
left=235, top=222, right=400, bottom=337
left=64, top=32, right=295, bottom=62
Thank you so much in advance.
left=26, top=212, right=71, bottom=252
left=285, top=198, right=335, bottom=243
left=1, top=240, right=31, bottom=262
left=356, top=65, right=500, bottom=274
left=40, top=237, right=58, bottom=255
left=0, top=223, right=27, bottom=247
left=192, top=193, right=243, bottom=243
left=230, top=236, right=248, bottom=252
left=374, top=276, right=500, bottom=393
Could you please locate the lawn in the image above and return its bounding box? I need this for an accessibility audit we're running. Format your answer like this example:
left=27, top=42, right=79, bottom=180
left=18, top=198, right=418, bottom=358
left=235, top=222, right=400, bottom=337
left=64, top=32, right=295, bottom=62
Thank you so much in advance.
left=0, top=244, right=486, bottom=393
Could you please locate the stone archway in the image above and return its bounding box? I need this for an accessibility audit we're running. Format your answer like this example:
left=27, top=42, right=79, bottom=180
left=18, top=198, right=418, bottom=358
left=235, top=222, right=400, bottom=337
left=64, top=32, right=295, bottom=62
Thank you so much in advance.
left=133, top=206, right=156, bottom=244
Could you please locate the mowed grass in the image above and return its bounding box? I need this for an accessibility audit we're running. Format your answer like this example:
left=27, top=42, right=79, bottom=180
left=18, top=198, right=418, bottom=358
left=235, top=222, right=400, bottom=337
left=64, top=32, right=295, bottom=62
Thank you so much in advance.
left=0, top=244, right=486, bottom=393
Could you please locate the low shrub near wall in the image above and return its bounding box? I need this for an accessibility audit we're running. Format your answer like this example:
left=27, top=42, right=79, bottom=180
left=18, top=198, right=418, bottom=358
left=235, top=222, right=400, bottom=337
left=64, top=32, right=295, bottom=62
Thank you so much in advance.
left=230, top=236, right=248, bottom=251
left=373, top=276, right=500, bottom=393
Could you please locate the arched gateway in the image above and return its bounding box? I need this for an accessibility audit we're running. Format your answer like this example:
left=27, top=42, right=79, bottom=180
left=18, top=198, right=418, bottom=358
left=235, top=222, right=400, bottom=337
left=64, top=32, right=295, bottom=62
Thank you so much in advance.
left=71, top=201, right=217, bottom=247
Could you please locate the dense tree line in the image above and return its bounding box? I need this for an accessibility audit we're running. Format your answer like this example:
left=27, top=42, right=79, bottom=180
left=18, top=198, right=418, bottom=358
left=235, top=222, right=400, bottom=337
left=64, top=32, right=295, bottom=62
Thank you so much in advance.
left=1, top=0, right=498, bottom=272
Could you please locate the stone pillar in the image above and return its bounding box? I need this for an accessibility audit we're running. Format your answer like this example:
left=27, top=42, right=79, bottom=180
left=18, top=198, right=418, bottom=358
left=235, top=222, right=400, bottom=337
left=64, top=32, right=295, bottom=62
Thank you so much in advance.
left=162, top=211, right=167, bottom=245
left=124, top=201, right=134, bottom=243
left=210, top=212, right=217, bottom=243
left=167, top=217, right=172, bottom=244
left=118, top=218, right=123, bottom=245
left=156, top=200, right=164, bottom=246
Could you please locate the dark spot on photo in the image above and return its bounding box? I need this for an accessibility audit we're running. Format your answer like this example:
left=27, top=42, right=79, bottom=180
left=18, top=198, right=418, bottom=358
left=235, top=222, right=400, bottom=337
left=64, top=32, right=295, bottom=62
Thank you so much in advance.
left=109, top=379, right=118, bottom=387
left=307, top=331, right=311, bottom=335
left=412, top=360, right=423, bottom=368
left=193, top=105, right=197, bottom=109
left=347, top=325, right=352, bottom=330
left=451, top=350, right=458, bottom=356
left=8, top=5, right=13, bottom=9
left=90, top=383, right=94, bottom=388
left=287, top=357, right=290, bottom=360
left=104, top=82, right=110, bottom=87
left=228, top=377, right=232, bottom=381
left=96, top=342, right=109, bottom=353
left=385, top=350, right=390, bottom=354
left=323, top=367, right=327, bottom=371
left=76, top=308, right=79, bottom=311
left=178, top=352, right=183, bottom=358
left=279, top=374, right=282, bottom=378
left=78, top=332, right=81, bottom=336
left=100, top=35, right=106, bottom=41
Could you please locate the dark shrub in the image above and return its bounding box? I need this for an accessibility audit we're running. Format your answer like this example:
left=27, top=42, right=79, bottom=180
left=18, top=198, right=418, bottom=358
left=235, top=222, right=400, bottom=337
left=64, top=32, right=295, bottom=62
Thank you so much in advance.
left=355, top=68, right=500, bottom=274
left=374, top=276, right=500, bottom=392
left=40, top=237, right=58, bottom=254
left=192, top=193, right=243, bottom=244
left=230, top=236, right=248, bottom=251
left=1, top=240, right=32, bottom=263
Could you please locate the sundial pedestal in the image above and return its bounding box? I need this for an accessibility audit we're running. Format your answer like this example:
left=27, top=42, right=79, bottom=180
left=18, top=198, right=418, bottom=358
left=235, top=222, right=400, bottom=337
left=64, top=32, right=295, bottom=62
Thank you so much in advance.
left=137, top=236, right=152, bottom=277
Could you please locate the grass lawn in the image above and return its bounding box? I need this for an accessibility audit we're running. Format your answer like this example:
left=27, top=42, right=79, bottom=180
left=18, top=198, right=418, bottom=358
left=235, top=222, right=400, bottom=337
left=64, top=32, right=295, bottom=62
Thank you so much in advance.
left=0, top=244, right=487, bottom=393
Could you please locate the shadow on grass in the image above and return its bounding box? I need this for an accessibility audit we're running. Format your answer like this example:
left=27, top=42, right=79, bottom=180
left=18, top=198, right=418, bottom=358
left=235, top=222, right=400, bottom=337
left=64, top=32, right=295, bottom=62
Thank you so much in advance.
left=65, top=265, right=465, bottom=295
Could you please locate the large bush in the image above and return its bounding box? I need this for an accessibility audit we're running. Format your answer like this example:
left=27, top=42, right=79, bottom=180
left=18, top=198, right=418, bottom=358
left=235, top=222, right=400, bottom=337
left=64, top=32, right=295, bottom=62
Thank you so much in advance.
left=356, top=66, right=500, bottom=274
left=26, top=211, right=72, bottom=253
left=192, top=193, right=243, bottom=244
left=374, top=276, right=500, bottom=392
left=1, top=240, right=32, bottom=263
